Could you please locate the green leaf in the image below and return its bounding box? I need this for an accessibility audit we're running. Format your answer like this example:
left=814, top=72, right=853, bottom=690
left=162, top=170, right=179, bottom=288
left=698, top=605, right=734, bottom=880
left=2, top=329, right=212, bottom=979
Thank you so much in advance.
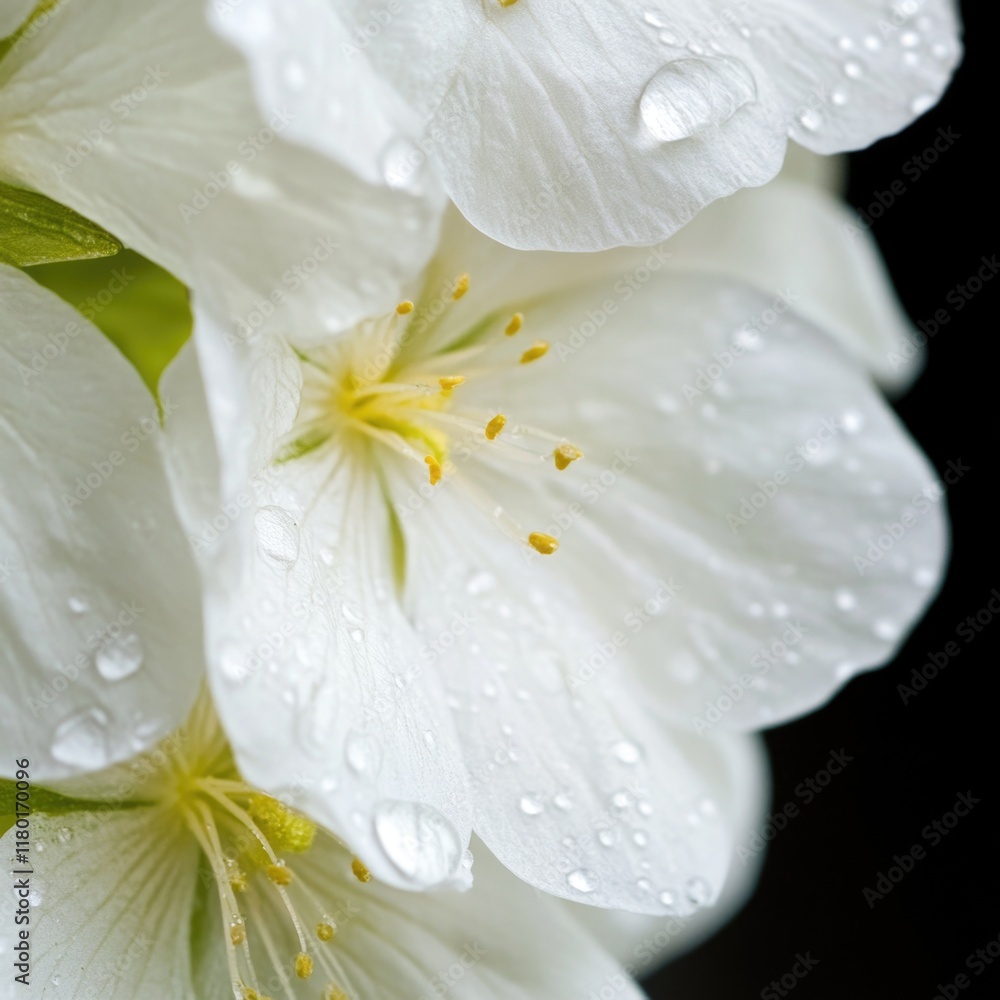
left=27, top=250, right=192, bottom=395
left=0, top=181, right=122, bottom=266
left=0, top=778, right=147, bottom=819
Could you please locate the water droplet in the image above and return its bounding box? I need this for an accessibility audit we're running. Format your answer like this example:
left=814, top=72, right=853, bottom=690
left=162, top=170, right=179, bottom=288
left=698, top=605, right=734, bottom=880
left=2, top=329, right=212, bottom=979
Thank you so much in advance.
left=685, top=876, right=712, bottom=906
left=636, top=877, right=653, bottom=891
left=255, top=506, right=299, bottom=564
left=51, top=708, right=111, bottom=769
left=873, top=619, right=901, bottom=641
left=835, top=588, right=857, bottom=611
left=284, top=58, right=306, bottom=89
left=553, top=792, right=573, bottom=811
left=835, top=661, right=855, bottom=681
left=56, top=827, right=72, bottom=845
left=373, top=799, right=463, bottom=887
left=660, top=889, right=678, bottom=909
left=797, top=107, right=824, bottom=132
left=68, top=596, right=88, bottom=614
left=566, top=868, right=597, bottom=893
left=611, top=739, right=643, bottom=765
left=381, top=136, right=423, bottom=193
left=843, top=59, right=864, bottom=79
left=466, top=570, right=496, bottom=595
left=519, top=794, right=544, bottom=816
left=643, top=9, right=667, bottom=27
left=913, top=566, right=936, bottom=587
left=637, top=800, right=654, bottom=817
left=900, top=30, right=921, bottom=47
left=345, top=732, right=382, bottom=775
left=911, top=93, right=936, bottom=115
left=611, top=790, right=632, bottom=810
left=95, top=633, right=144, bottom=681
left=862, top=34, right=882, bottom=52
left=632, top=830, right=648, bottom=847
left=639, top=57, right=757, bottom=142
left=598, top=829, right=616, bottom=847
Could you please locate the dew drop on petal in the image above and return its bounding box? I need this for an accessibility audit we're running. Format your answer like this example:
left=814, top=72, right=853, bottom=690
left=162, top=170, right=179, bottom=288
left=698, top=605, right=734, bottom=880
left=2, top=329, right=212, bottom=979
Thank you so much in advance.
left=96, top=633, right=144, bottom=681
left=685, top=876, right=712, bottom=906
left=373, top=799, right=462, bottom=887
left=255, top=506, right=299, bottom=564
left=567, top=868, right=598, bottom=893
left=598, top=829, right=616, bottom=847
left=519, top=794, right=544, bottom=816
left=611, top=739, right=643, bottom=764
left=834, top=588, right=857, bottom=611
left=381, top=136, right=424, bottom=193
left=68, top=596, right=88, bottom=614
left=873, top=619, right=901, bottom=641
left=911, top=93, right=936, bottom=115
left=345, top=732, right=382, bottom=776
left=639, top=57, right=757, bottom=142
left=51, top=708, right=111, bottom=769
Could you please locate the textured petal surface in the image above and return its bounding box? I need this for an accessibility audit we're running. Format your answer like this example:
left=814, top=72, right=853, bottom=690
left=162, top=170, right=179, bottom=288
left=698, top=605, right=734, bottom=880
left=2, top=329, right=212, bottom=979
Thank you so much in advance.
left=0, top=0, right=443, bottom=334
left=0, top=807, right=198, bottom=1000
left=0, top=266, right=202, bottom=781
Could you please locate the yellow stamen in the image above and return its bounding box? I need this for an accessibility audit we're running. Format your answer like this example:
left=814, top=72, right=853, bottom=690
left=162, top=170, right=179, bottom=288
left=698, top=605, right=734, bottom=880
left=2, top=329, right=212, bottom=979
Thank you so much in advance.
left=229, top=870, right=248, bottom=893
left=553, top=444, right=583, bottom=470
left=247, top=794, right=316, bottom=854
left=351, top=857, right=372, bottom=883
left=485, top=414, right=507, bottom=440
left=505, top=312, right=523, bottom=336
left=396, top=300, right=414, bottom=315
left=295, top=952, right=314, bottom=979
left=519, top=341, right=549, bottom=364
left=230, top=923, right=246, bottom=946
left=499, top=0, right=519, bottom=6
left=439, top=375, right=466, bottom=395
left=451, top=273, right=470, bottom=300
left=316, top=921, right=336, bottom=942
left=266, top=863, right=293, bottom=886
left=324, top=986, right=349, bottom=1000
left=528, top=532, right=559, bottom=555
left=425, top=455, right=442, bottom=486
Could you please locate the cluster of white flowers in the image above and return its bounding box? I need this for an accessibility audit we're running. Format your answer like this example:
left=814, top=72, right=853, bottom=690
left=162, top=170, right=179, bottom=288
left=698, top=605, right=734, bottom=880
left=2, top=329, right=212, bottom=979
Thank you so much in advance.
left=0, top=1, right=960, bottom=997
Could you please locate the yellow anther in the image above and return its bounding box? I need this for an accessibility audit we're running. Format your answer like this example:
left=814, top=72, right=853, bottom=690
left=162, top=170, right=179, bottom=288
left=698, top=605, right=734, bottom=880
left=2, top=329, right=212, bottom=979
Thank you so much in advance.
left=317, top=921, right=336, bottom=942
left=451, top=273, right=470, bottom=300
left=505, top=312, right=523, bottom=336
left=351, top=857, right=372, bottom=883
left=553, top=444, right=583, bottom=471
left=295, top=952, right=314, bottom=979
left=229, top=870, right=248, bottom=893
left=528, top=532, right=559, bottom=555
left=439, top=375, right=466, bottom=395
left=519, top=341, right=549, bottom=364
left=266, top=863, right=293, bottom=886
left=396, top=300, right=414, bottom=315
left=242, top=989, right=259, bottom=1000
left=425, top=455, right=442, bottom=486
left=247, top=794, right=316, bottom=854
left=230, top=923, right=246, bottom=946
left=324, top=986, right=349, bottom=1000
left=499, top=0, right=519, bottom=6
left=485, top=414, right=507, bottom=440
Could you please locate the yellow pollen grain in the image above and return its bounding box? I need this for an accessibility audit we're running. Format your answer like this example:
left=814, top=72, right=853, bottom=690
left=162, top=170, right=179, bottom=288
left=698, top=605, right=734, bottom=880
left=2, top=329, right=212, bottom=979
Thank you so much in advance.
left=553, top=444, right=583, bottom=470
left=528, top=532, right=559, bottom=555
left=266, top=863, right=293, bottom=886
left=351, top=857, right=372, bottom=883
left=425, top=455, right=442, bottom=486
left=317, top=921, right=336, bottom=942
left=295, top=952, right=314, bottom=979
left=230, top=923, right=246, bottom=946
left=439, top=375, right=466, bottom=395
left=519, top=341, right=549, bottom=364
left=324, top=985, right=349, bottom=1000
left=229, top=871, right=248, bottom=893
left=451, top=273, right=470, bottom=300
left=396, top=300, right=414, bottom=315
left=505, top=312, right=523, bottom=336
left=485, top=414, right=507, bottom=440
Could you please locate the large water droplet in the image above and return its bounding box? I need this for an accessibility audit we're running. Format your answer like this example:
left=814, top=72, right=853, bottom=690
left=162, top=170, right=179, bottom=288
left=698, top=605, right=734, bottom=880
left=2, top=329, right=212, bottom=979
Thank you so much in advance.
left=95, top=633, right=144, bottom=681
left=51, top=708, right=111, bottom=769
left=374, top=800, right=463, bottom=887
left=567, top=868, right=598, bottom=893
left=255, top=506, right=299, bottom=564
left=639, top=57, right=757, bottom=142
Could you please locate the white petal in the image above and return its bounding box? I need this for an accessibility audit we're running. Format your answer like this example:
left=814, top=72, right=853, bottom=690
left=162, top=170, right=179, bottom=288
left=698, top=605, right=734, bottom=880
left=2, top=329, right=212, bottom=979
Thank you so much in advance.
left=0, top=807, right=198, bottom=999
left=0, top=0, right=443, bottom=333
left=161, top=325, right=473, bottom=892
left=0, top=0, right=34, bottom=40
left=457, top=271, right=947, bottom=733
left=0, top=266, right=202, bottom=781
left=215, top=831, right=646, bottom=1000
left=565, top=732, right=769, bottom=972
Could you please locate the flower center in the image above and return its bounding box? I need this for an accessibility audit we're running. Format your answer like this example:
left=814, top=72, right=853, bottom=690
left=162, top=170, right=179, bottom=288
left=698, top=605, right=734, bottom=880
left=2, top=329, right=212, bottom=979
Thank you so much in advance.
left=279, top=272, right=582, bottom=558
left=168, top=695, right=359, bottom=1000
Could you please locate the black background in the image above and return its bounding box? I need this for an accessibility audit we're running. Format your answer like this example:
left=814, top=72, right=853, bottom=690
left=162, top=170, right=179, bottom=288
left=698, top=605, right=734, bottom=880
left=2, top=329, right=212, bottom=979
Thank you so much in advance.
left=647, top=4, right=997, bottom=998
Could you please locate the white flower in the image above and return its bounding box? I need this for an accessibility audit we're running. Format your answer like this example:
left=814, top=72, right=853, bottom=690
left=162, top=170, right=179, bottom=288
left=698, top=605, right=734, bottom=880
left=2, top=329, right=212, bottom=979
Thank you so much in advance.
left=0, top=268, right=768, bottom=995
left=213, top=0, right=962, bottom=249
left=162, top=175, right=947, bottom=913
left=0, top=690, right=665, bottom=1000
left=0, top=0, right=439, bottom=332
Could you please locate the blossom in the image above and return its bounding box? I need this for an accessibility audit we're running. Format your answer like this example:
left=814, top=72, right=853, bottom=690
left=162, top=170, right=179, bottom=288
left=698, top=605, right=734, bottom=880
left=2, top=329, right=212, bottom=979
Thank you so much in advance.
left=213, top=0, right=962, bottom=249
left=163, top=174, right=947, bottom=913
left=0, top=0, right=439, bottom=333
left=1, top=690, right=661, bottom=999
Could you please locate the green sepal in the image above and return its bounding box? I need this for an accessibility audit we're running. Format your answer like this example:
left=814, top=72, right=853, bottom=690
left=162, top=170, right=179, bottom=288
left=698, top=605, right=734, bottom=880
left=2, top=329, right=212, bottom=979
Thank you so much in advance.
left=0, top=182, right=122, bottom=267
left=0, top=778, right=148, bottom=819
